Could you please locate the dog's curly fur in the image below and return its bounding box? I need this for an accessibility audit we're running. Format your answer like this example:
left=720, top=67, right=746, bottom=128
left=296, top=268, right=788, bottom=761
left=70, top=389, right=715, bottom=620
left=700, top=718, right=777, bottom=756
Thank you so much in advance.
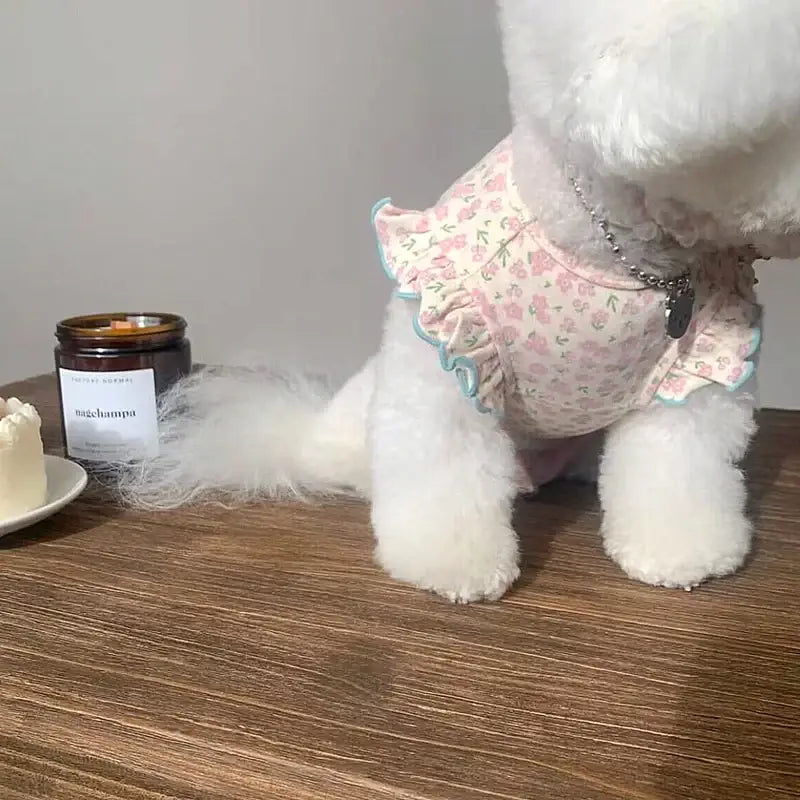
left=118, top=1, right=800, bottom=602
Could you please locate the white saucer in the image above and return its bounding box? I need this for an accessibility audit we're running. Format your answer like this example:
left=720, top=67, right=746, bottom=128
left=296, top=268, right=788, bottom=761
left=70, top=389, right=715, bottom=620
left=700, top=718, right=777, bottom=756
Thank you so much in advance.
left=0, top=455, right=88, bottom=537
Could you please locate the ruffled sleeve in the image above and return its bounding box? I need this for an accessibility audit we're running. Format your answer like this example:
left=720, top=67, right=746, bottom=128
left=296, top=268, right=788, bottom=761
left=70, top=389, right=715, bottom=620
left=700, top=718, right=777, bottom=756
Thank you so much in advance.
left=369, top=139, right=521, bottom=414
left=655, top=291, right=762, bottom=404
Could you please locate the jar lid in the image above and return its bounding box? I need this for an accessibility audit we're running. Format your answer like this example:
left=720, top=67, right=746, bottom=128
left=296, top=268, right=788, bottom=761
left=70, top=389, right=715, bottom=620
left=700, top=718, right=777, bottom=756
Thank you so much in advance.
left=56, top=312, right=187, bottom=340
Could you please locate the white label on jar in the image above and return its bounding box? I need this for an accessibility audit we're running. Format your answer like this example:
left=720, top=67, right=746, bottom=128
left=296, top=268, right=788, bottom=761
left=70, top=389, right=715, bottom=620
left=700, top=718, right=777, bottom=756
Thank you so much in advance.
left=58, top=368, right=159, bottom=462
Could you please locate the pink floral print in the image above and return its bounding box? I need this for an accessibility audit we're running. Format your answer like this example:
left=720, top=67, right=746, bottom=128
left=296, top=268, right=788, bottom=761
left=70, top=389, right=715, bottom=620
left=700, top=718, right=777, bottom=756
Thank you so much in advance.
left=525, top=332, right=550, bottom=356
left=504, top=302, right=524, bottom=321
left=529, top=294, right=551, bottom=324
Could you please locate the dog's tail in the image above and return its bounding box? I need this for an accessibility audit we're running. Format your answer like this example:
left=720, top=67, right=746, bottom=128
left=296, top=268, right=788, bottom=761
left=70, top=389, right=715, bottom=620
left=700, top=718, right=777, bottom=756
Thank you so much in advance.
left=115, top=362, right=374, bottom=510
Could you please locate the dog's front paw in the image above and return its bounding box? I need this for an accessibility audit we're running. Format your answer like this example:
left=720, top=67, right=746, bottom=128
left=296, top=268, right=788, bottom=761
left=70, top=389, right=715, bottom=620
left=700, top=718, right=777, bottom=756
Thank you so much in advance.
left=602, top=502, right=752, bottom=589
left=373, top=511, right=520, bottom=603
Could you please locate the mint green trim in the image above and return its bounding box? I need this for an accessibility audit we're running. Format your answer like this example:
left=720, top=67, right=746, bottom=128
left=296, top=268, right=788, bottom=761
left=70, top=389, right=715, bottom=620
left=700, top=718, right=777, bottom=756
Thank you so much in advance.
left=655, top=394, right=689, bottom=407
left=411, top=314, right=480, bottom=399
left=371, top=195, right=497, bottom=416
left=747, top=324, right=762, bottom=358
left=371, top=197, right=396, bottom=283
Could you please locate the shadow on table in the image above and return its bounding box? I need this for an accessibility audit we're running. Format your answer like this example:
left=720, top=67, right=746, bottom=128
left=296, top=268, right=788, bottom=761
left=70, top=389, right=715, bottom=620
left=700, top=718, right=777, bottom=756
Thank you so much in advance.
left=651, top=598, right=799, bottom=797
left=651, top=410, right=800, bottom=797
left=0, top=477, right=124, bottom=550
left=742, top=411, right=799, bottom=522
left=511, top=476, right=600, bottom=595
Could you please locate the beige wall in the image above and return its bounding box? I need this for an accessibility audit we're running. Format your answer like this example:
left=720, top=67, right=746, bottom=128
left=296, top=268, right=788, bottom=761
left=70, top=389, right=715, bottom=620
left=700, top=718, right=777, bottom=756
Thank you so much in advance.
left=1, top=0, right=798, bottom=409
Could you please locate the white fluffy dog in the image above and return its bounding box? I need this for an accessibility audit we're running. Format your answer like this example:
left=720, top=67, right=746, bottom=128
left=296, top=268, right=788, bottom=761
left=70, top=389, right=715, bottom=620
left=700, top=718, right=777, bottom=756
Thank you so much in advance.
left=120, top=0, right=800, bottom=603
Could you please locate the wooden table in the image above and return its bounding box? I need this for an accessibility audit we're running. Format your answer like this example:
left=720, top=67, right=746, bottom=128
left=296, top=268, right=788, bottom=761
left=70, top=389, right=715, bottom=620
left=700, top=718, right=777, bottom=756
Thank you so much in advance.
left=1, top=374, right=799, bottom=800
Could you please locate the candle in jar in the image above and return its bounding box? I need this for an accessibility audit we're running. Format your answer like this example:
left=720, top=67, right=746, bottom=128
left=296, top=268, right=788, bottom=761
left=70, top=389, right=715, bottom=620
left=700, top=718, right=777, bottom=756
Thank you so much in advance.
left=54, top=312, right=191, bottom=466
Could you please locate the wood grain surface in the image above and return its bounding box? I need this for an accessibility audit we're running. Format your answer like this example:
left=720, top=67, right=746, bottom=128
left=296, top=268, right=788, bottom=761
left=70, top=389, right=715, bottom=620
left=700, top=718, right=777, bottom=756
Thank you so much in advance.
left=0, top=374, right=798, bottom=800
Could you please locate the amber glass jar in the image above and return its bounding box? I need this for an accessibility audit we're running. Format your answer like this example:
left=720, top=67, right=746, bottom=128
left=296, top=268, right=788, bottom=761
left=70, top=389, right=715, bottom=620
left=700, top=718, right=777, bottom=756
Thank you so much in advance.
left=54, top=312, right=191, bottom=465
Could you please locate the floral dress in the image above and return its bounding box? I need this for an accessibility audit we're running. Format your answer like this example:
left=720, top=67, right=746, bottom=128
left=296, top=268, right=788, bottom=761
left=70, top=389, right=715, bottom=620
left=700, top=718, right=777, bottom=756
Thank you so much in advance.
left=372, top=137, right=762, bottom=439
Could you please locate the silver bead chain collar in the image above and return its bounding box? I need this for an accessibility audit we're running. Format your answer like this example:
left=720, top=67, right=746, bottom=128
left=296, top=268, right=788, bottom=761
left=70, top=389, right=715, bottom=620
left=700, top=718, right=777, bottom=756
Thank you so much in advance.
left=569, top=175, right=695, bottom=339
left=569, top=176, right=691, bottom=291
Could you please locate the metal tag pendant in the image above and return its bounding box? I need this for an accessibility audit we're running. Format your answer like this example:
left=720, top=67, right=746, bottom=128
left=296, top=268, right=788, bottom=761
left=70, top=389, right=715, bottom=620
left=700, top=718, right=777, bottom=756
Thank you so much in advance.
left=665, top=287, right=695, bottom=339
